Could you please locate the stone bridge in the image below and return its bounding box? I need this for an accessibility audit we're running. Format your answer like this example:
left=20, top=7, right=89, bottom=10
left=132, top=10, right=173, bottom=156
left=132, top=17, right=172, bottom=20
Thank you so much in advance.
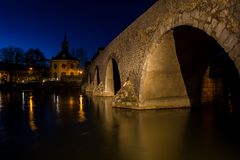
left=86, top=0, right=240, bottom=110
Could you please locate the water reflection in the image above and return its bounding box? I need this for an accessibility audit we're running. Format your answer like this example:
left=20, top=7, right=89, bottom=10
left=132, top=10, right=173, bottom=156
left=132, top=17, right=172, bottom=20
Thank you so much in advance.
left=90, top=96, right=240, bottom=160
left=52, top=91, right=84, bottom=119
left=112, top=110, right=189, bottom=160
left=29, top=95, right=37, bottom=131
left=22, top=91, right=25, bottom=111
left=89, top=97, right=190, bottom=160
left=53, top=94, right=60, bottom=114
left=69, top=96, right=74, bottom=110
left=0, top=91, right=10, bottom=108
left=92, top=96, right=113, bottom=132
left=78, top=95, right=86, bottom=122
left=0, top=90, right=240, bottom=160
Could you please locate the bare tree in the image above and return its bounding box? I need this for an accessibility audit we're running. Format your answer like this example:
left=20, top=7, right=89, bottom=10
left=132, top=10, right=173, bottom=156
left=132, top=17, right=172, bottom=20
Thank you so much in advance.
left=0, top=46, right=24, bottom=64
left=25, top=48, right=46, bottom=67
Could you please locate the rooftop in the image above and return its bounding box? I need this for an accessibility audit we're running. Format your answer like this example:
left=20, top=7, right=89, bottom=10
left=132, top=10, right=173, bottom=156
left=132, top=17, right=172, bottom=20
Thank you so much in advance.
left=52, top=35, right=78, bottom=61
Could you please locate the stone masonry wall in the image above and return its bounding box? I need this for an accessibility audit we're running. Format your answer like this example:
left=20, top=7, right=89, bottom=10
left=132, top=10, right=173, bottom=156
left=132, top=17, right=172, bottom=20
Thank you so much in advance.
left=88, top=0, right=240, bottom=107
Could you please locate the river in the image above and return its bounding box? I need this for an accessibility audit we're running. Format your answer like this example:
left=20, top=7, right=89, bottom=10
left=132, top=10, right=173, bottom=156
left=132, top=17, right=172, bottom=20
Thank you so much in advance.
left=0, top=89, right=240, bottom=160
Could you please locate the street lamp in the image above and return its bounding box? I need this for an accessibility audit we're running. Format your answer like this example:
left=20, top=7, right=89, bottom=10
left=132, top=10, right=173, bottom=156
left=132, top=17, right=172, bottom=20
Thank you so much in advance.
left=79, top=69, right=83, bottom=74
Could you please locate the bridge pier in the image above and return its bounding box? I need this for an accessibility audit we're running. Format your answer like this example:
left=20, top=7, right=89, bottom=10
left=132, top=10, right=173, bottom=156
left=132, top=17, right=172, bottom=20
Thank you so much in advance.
left=138, top=31, right=191, bottom=109
left=112, top=80, right=139, bottom=109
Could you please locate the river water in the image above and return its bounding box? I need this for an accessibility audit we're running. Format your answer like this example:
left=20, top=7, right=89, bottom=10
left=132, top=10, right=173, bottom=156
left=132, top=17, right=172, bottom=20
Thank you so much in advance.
left=0, top=89, right=240, bottom=160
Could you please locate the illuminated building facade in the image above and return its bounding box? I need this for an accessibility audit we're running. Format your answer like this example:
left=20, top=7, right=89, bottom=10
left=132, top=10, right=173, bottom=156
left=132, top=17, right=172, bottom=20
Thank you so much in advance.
left=50, top=36, right=80, bottom=81
left=0, top=70, right=9, bottom=83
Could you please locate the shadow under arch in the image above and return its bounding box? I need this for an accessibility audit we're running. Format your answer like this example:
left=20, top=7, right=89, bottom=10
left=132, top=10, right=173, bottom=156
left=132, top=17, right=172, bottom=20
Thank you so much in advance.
left=88, top=73, right=92, bottom=84
left=139, top=25, right=240, bottom=110
left=173, top=25, right=240, bottom=109
left=105, top=58, right=121, bottom=96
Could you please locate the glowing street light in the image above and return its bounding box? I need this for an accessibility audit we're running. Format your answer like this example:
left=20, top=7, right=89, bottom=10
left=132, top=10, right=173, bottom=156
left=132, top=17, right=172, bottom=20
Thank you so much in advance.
left=79, top=70, right=83, bottom=74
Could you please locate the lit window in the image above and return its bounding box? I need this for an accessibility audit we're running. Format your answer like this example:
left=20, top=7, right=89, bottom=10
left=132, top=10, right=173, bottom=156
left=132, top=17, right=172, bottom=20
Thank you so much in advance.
left=62, top=64, right=66, bottom=69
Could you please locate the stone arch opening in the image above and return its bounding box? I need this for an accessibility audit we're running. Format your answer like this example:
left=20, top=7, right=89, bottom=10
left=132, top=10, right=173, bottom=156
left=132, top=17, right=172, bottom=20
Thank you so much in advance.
left=173, top=25, right=240, bottom=108
left=94, top=66, right=100, bottom=87
left=140, top=25, right=240, bottom=109
left=88, top=73, right=91, bottom=85
left=105, top=58, right=121, bottom=96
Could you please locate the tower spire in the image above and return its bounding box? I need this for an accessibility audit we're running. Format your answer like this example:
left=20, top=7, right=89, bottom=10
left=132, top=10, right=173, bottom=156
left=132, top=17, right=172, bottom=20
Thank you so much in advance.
left=62, top=33, right=69, bottom=50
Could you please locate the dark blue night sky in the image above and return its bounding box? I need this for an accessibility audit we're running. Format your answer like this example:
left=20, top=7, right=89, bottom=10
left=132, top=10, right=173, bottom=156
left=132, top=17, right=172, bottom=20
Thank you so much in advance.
left=0, top=0, right=156, bottom=60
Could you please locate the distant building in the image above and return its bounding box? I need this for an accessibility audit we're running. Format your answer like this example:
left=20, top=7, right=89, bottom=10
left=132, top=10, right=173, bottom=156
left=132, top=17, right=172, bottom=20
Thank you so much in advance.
left=0, top=63, right=41, bottom=84
left=50, top=35, right=81, bottom=81
left=0, top=70, right=10, bottom=84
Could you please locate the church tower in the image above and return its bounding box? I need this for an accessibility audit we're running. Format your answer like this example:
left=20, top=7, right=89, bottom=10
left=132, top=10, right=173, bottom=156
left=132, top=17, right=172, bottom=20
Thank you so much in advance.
left=50, top=35, right=80, bottom=80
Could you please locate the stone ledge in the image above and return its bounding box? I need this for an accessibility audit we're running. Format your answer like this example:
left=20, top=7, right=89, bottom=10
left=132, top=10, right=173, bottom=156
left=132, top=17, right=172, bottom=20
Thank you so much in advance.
left=139, top=96, right=191, bottom=109
left=113, top=96, right=191, bottom=110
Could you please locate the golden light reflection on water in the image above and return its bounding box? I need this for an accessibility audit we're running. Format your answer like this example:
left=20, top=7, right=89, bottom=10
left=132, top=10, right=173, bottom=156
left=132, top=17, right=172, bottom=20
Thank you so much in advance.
left=29, top=95, right=37, bottom=131
left=90, top=96, right=190, bottom=160
left=112, top=109, right=190, bottom=160
left=69, top=96, right=74, bottom=110
left=70, top=96, right=74, bottom=105
left=78, top=95, right=86, bottom=122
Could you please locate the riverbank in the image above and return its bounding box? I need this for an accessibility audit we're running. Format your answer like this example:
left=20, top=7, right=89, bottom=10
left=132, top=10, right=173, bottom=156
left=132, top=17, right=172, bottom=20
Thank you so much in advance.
left=0, top=80, right=83, bottom=91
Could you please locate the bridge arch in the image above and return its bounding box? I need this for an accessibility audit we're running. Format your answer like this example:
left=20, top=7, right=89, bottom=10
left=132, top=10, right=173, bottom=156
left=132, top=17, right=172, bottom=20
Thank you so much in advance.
left=139, top=25, right=240, bottom=108
left=105, top=58, right=121, bottom=96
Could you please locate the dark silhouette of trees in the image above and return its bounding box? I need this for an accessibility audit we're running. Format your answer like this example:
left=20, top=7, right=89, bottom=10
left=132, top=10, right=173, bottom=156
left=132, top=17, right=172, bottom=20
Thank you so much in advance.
left=0, top=46, right=24, bottom=64
left=24, top=48, right=48, bottom=81
left=0, top=47, right=47, bottom=67
left=0, top=46, right=49, bottom=83
left=25, top=48, right=46, bottom=67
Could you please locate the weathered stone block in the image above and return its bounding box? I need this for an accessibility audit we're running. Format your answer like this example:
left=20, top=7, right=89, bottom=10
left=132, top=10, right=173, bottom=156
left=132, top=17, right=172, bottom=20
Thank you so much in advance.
left=199, top=11, right=207, bottom=21
left=203, top=23, right=209, bottom=31
left=219, top=28, right=230, bottom=44
left=211, top=18, right=219, bottom=29
left=192, top=19, right=199, bottom=28
left=219, top=9, right=229, bottom=18
left=223, top=34, right=238, bottom=52
left=215, top=22, right=226, bottom=38
left=206, top=25, right=213, bottom=36
left=182, top=12, right=191, bottom=24
left=207, top=16, right=212, bottom=23
left=191, top=9, right=200, bottom=19
left=228, top=44, right=240, bottom=74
